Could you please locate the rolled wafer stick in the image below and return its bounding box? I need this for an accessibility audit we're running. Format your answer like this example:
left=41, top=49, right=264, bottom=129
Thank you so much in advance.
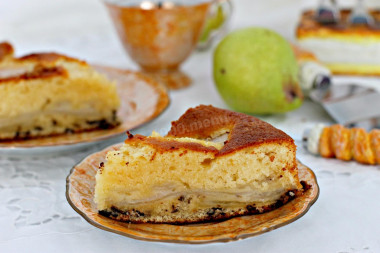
left=351, top=128, right=375, bottom=165
left=330, top=124, right=352, bottom=161
left=319, top=126, right=334, bottom=158
left=305, top=124, right=380, bottom=165
left=369, top=129, right=380, bottom=164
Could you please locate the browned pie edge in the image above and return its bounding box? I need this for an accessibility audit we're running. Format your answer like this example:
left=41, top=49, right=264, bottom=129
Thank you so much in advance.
left=166, top=105, right=295, bottom=157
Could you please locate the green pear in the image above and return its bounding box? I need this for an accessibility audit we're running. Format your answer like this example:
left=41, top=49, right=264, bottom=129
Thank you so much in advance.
left=213, top=27, right=303, bottom=114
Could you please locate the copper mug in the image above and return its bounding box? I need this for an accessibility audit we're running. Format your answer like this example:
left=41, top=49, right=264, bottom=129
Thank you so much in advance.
left=105, top=0, right=232, bottom=89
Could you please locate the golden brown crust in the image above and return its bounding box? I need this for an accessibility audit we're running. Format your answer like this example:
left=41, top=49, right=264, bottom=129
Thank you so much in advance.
left=297, top=9, right=380, bottom=38
left=0, top=42, right=87, bottom=66
left=0, top=42, right=14, bottom=61
left=0, top=42, right=88, bottom=85
left=166, top=105, right=294, bottom=156
left=0, top=65, right=68, bottom=84
left=18, top=52, right=87, bottom=66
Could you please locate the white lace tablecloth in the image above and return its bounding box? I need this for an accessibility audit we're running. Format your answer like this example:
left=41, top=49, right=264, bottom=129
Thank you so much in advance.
left=1, top=0, right=380, bottom=252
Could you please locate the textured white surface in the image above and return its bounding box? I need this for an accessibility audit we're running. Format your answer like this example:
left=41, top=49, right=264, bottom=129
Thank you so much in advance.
left=1, top=0, right=380, bottom=252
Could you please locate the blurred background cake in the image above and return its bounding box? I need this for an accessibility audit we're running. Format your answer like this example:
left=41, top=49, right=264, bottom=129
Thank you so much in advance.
left=0, top=42, right=120, bottom=140
left=296, top=2, right=380, bottom=76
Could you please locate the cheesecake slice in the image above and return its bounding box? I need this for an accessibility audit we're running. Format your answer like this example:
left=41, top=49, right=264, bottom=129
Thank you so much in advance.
left=95, top=105, right=302, bottom=224
left=296, top=9, right=380, bottom=76
left=0, top=42, right=120, bottom=140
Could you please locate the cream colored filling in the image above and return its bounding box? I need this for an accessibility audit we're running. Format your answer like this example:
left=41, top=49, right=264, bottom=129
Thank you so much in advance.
left=298, top=38, right=380, bottom=65
left=0, top=67, right=31, bottom=78
left=152, top=131, right=225, bottom=149
left=207, top=132, right=229, bottom=143
left=0, top=105, right=101, bottom=129
left=95, top=131, right=299, bottom=212
left=105, top=184, right=288, bottom=208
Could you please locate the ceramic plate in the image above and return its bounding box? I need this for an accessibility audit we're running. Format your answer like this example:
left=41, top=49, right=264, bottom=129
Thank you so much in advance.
left=66, top=144, right=319, bottom=244
left=0, top=66, right=169, bottom=155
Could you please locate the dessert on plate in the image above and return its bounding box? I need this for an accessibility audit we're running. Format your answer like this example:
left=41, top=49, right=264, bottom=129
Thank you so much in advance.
left=94, top=105, right=304, bottom=224
left=0, top=42, right=120, bottom=140
left=296, top=9, right=380, bottom=76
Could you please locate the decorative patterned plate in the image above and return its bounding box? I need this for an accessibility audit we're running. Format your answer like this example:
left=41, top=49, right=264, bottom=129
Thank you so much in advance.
left=0, top=66, right=169, bottom=154
left=66, top=144, right=319, bottom=244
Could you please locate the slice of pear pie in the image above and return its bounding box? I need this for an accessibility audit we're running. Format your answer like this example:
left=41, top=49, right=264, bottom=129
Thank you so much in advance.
left=94, top=105, right=302, bottom=224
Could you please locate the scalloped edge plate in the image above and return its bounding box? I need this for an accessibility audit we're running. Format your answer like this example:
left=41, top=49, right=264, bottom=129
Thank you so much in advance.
left=66, top=143, right=319, bottom=244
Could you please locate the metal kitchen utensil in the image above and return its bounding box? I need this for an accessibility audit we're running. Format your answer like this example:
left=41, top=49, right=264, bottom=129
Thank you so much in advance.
left=299, top=62, right=380, bottom=130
